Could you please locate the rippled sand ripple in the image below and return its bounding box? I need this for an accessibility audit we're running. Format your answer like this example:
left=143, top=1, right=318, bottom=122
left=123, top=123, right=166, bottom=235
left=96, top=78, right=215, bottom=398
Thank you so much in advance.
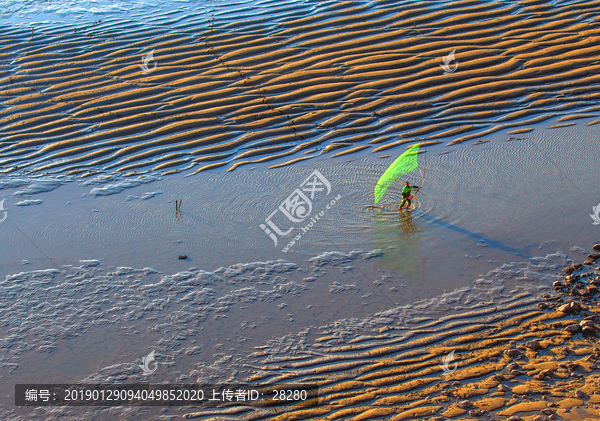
left=0, top=0, right=599, bottom=176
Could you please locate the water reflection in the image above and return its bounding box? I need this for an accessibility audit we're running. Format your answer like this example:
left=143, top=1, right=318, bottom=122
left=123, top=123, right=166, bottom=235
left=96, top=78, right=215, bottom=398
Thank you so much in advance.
left=371, top=206, right=423, bottom=279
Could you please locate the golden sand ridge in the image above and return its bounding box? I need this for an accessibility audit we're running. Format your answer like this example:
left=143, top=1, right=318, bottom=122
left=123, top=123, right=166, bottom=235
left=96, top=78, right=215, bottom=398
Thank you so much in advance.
left=0, top=0, right=600, bottom=176
left=179, top=245, right=600, bottom=420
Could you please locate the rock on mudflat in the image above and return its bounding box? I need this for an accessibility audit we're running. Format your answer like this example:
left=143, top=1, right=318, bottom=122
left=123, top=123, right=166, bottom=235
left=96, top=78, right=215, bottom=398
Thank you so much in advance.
left=507, top=362, right=519, bottom=371
left=469, top=409, right=485, bottom=416
left=562, top=266, right=574, bottom=274
left=541, top=408, right=554, bottom=415
left=558, top=302, right=581, bottom=314
left=526, top=340, right=542, bottom=351
left=456, top=400, right=472, bottom=409
left=565, top=324, right=580, bottom=333
left=505, top=349, right=520, bottom=358
left=565, top=273, right=580, bottom=282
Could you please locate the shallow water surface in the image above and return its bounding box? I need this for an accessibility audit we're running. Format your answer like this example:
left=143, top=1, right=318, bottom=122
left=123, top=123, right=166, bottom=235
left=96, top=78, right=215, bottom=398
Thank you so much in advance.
left=2, top=115, right=598, bottom=289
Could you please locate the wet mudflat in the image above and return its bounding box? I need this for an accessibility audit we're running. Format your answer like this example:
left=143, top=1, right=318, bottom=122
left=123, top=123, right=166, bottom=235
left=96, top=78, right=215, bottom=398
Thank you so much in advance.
left=1, top=0, right=600, bottom=419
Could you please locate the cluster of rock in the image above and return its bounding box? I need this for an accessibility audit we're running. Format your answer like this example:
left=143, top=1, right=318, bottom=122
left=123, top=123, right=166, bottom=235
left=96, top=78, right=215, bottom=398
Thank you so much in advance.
left=502, top=244, right=600, bottom=421
left=550, top=244, right=600, bottom=336
left=434, top=244, right=600, bottom=421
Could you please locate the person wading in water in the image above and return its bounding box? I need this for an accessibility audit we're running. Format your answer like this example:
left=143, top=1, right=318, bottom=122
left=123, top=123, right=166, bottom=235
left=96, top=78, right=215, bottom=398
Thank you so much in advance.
left=399, top=181, right=419, bottom=210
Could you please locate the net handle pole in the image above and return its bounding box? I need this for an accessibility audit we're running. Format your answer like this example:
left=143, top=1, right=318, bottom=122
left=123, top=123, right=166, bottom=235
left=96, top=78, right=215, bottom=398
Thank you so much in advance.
left=419, top=142, right=427, bottom=189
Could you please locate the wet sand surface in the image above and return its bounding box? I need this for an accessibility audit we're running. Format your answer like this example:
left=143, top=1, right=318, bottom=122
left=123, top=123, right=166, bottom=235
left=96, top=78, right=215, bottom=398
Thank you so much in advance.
left=178, top=249, right=600, bottom=421
left=1, top=0, right=600, bottom=176
left=1, top=0, right=600, bottom=419
left=1, top=248, right=599, bottom=420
